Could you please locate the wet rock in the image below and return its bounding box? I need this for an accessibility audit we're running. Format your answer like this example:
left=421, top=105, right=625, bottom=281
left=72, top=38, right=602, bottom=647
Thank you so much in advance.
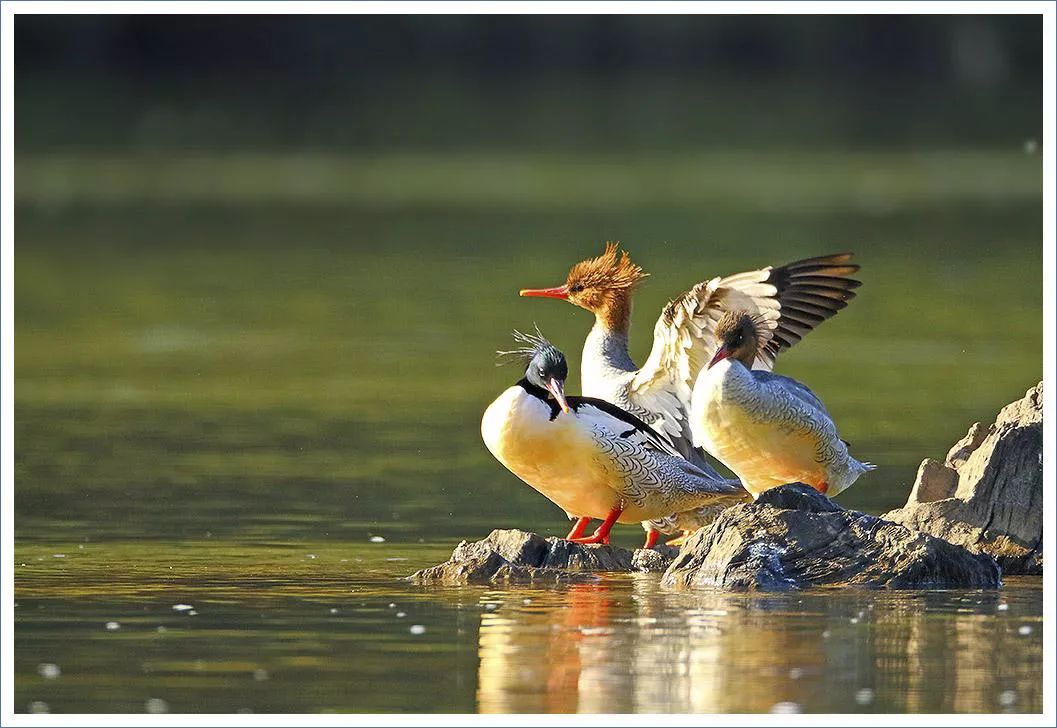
left=884, top=382, right=1042, bottom=575
left=662, top=485, right=1001, bottom=591
left=409, top=529, right=677, bottom=586
left=631, top=545, right=680, bottom=572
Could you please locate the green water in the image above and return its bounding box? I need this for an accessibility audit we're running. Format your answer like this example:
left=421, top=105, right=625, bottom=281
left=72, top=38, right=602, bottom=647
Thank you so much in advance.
left=14, top=150, right=1042, bottom=713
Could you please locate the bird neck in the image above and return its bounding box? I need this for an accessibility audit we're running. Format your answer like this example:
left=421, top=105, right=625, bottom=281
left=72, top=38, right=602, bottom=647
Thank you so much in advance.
left=734, top=348, right=757, bottom=368
left=592, top=289, right=632, bottom=336
left=735, top=333, right=761, bottom=368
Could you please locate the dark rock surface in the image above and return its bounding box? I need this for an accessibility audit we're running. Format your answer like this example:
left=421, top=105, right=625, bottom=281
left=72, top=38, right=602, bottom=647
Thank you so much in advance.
left=409, top=529, right=678, bottom=586
left=662, top=485, right=1002, bottom=591
left=884, top=382, right=1042, bottom=574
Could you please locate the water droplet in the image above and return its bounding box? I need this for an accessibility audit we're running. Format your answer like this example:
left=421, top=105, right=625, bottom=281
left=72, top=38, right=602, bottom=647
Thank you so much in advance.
left=145, top=698, right=169, bottom=714
left=770, top=702, right=800, bottom=714
left=37, top=663, right=61, bottom=680
left=253, top=669, right=269, bottom=681
left=52, top=554, right=66, bottom=559
left=999, top=690, right=1017, bottom=706
left=369, top=536, right=386, bottom=543
left=172, top=604, right=194, bottom=612
left=1018, top=625, right=1033, bottom=636
left=105, top=621, right=120, bottom=631
left=849, top=617, right=860, bottom=624
left=997, top=603, right=1009, bottom=611
left=187, top=610, right=198, bottom=616
left=388, top=603, right=396, bottom=609
left=409, top=624, right=426, bottom=635
left=396, top=612, right=406, bottom=618
left=306, top=554, right=317, bottom=560
left=156, top=626, right=167, bottom=634
left=788, top=668, right=803, bottom=680
left=821, top=630, right=831, bottom=639
left=855, top=688, right=875, bottom=705
left=28, top=701, right=50, bottom=714
left=329, top=608, right=339, bottom=614
left=522, top=598, right=532, bottom=605
left=484, top=603, right=498, bottom=611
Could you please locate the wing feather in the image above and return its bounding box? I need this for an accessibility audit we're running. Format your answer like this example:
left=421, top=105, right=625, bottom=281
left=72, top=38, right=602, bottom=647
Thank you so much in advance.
left=628, top=252, right=861, bottom=443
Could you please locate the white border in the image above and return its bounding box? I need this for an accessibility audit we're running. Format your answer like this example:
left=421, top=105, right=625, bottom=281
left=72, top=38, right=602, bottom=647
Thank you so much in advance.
left=2, top=2, right=1053, bottom=726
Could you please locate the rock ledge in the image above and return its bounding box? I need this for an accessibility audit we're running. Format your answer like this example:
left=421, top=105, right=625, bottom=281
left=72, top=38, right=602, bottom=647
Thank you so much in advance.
left=884, top=382, right=1042, bottom=575
left=409, top=529, right=678, bottom=586
left=662, top=485, right=1002, bottom=591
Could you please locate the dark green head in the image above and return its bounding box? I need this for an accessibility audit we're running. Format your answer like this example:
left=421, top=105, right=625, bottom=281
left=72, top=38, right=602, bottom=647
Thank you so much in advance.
left=501, top=328, right=570, bottom=413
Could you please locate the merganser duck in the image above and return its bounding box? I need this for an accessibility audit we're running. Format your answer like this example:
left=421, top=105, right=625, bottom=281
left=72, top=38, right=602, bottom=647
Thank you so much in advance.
left=691, top=311, right=875, bottom=497
left=481, top=330, right=748, bottom=545
left=520, top=243, right=861, bottom=541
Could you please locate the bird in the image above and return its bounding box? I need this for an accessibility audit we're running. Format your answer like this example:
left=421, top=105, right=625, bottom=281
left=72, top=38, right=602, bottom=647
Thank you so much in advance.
left=481, top=330, right=749, bottom=545
left=690, top=310, right=876, bottom=498
left=519, top=243, right=861, bottom=541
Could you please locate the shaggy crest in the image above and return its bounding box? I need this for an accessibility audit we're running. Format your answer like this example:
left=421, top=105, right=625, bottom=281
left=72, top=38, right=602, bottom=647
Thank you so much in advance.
left=566, top=242, right=649, bottom=292
left=496, top=325, right=560, bottom=365
left=716, top=310, right=771, bottom=355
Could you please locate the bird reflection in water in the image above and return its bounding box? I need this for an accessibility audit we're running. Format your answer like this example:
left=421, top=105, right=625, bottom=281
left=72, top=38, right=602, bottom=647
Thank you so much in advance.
left=475, top=578, right=830, bottom=713
left=473, top=581, right=1040, bottom=713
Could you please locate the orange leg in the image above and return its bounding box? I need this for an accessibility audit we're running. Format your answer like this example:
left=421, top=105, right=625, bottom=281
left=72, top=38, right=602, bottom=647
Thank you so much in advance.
left=569, top=505, right=623, bottom=545
left=642, top=529, right=660, bottom=549
left=565, top=516, right=591, bottom=540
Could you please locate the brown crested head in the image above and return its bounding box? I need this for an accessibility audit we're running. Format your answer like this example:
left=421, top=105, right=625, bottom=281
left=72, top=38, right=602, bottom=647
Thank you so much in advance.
left=519, top=242, right=649, bottom=331
left=710, top=310, right=763, bottom=368
left=562, top=242, right=648, bottom=312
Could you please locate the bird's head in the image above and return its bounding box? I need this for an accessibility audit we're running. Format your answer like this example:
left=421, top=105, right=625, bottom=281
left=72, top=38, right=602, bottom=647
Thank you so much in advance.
left=709, top=310, right=764, bottom=369
left=500, top=328, right=570, bottom=413
left=519, top=242, right=649, bottom=316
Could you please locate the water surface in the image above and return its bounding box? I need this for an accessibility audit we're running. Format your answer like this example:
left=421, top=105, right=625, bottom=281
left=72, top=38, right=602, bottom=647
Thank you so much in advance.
left=14, top=150, right=1042, bottom=713
left=14, top=540, right=1043, bottom=714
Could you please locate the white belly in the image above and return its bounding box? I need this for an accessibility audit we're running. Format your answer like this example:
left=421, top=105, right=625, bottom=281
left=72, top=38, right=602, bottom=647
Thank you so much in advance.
left=481, top=387, right=623, bottom=519
left=693, top=364, right=826, bottom=496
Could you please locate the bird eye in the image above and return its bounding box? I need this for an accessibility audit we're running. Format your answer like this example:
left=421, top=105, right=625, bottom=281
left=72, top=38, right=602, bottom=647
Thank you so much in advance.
left=569, top=284, right=583, bottom=293
left=538, top=368, right=546, bottom=377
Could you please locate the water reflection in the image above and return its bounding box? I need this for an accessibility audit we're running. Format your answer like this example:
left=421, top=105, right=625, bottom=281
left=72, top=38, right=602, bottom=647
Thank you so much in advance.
left=475, top=578, right=1042, bottom=713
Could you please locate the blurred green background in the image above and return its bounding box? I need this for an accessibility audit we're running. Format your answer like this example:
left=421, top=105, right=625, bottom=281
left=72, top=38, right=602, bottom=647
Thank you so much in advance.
left=16, top=15, right=1041, bottom=540
left=12, top=14, right=1043, bottom=714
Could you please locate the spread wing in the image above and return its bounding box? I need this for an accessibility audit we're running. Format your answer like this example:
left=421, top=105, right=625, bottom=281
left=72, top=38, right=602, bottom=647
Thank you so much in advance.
left=628, top=253, right=860, bottom=449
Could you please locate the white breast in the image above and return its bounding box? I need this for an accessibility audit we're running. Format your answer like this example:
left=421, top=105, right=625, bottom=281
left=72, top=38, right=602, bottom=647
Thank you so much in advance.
left=691, top=361, right=828, bottom=496
left=480, top=387, right=623, bottom=519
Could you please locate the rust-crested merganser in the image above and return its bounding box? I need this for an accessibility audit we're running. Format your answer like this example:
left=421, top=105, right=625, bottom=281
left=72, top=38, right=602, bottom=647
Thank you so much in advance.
left=691, top=311, right=875, bottom=498
left=481, top=330, right=748, bottom=545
